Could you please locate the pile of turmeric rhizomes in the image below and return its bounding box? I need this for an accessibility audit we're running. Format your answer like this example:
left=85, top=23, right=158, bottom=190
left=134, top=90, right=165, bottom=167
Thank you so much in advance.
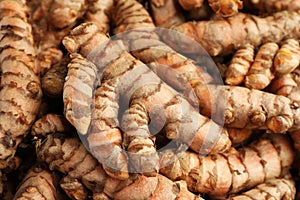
left=1, top=0, right=300, bottom=199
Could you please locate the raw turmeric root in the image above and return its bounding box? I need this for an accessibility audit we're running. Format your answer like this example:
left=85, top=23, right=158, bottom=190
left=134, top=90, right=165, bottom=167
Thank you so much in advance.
left=159, top=134, right=294, bottom=197
left=63, top=53, right=98, bottom=135
left=243, top=0, right=300, bottom=14
left=14, top=164, right=62, bottom=200
left=31, top=114, right=75, bottom=137
left=37, top=134, right=203, bottom=199
left=166, top=10, right=300, bottom=56
left=114, top=0, right=215, bottom=93
left=274, top=38, right=300, bottom=75
left=60, top=176, right=90, bottom=200
left=227, top=128, right=253, bottom=146
left=47, top=0, right=88, bottom=30
left=266, top=68, right=300, bottom=145
left=192, top=84, right=297, bottom=133
left=84, top=0, right=114, bottom=34
left=36, top=48, right=63, bottom=76
left=226, top=39, right=300, bottom=89
left=62, top=24, right=104, bottom=134
left=103, top=174, right=204, bottom=200
left=41, top=56, right=69, bottom=98
left=150, top=0, right=186, bottom=28
left=227, top=176, right=296, bottom=200
left=225, top=44, right=255, bottom=86
left=63, top=25, right=129, bottom=179
left=93, top=173, right=205, bottom=199
left=36, top=134, right=108, bottom=198
left=93, top=31, right=230, bottom=174
left=244, top=42, right=279, bottom=90
left=207, top=0, right=243, bottom=17
left=113, top=0, right=156, bottom=33
left=268, top=73, right=300, bottom=105
left=0, top=0, right=42, bottom=169
left=62, top=22, right=108, bottom=56
left=29, top=0, right=88, bottom=75
left=63, top=22, right=230, bottom=178
left=178, top=0, right=204, bottom=11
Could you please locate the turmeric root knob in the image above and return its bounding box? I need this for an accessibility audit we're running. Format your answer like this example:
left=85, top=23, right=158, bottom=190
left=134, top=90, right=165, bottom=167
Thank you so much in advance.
left=208, top=0, right=243, bottom=17
left=194, top=84, right=294, bottom=133
left=160, top=134, right=294, bottom=197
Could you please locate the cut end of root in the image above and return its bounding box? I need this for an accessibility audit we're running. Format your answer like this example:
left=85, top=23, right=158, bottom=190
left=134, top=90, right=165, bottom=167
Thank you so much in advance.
left=62, top=37, right=79, bottom=53
left=267, top=116, right=293, bottom=133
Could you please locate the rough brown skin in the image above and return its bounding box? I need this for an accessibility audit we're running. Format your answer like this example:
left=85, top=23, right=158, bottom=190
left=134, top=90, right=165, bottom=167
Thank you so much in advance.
left=31, top=114, right=75, bottom=137
left=60, top=176, right=89, bottom=200
left=84, top=0, right=113, bottom=34
left=29, top=0, right=87, bottom=32
left=226, top=39, right=300, bottom=89
left=0, top=0, right=43, bottom=169
left=62, top=23, right=106, bottom=137
left=63, top=24, right=129, bottom=179
left=244, top=42, right=279, bottom=90
left=94, top=174, right=204, bottom=200
left=37, top=48, right=63, bottom=76
left=114, top=0, right=215, bottom=94
left=108, top=175, right=204, bottom=200
left=63, top=53, right=98, bottom=135
left=47, top=0, right=88, bottom=30
left=165, top=10, right=300, bottom=56
left=37, top=134, right=203, bottom=200
left=41, top=56, right=69, bottom=98
left=159, top=134, right=294, bottom=197
left=28, top=0, right=64, bottom=75
left=191, top=84, right=297, bottom=133
left=268, top=73, right=300, bottom=105
left=63, top=23, right=230, bottom=179
left=150, top=0, right=186, bottom=28
left=207, top=0, right=242, bottom=17
left=36, top=134, right=108, bottom=199
left=227, top=177, right=296, bottom=200
left=90, top=31, right=230, bottom=177
left=62, top=22, right=107, bottom=57
left=13, top=165, right=61, bottom=200
left=274, top=39, right=300, bottom=75
left=29, top=0, right=88, bottom=76
left=113, top=0, right=156, bottom=33
left=243, top=0, right=300, bottom=14
left=225, top=44, right=255, bottom=86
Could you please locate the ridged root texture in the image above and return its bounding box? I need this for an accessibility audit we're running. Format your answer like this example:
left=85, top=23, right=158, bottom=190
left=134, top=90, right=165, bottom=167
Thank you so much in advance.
left=159, top=134, right=294, bottom=198
left=0, top=0, right=42, bottom=169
